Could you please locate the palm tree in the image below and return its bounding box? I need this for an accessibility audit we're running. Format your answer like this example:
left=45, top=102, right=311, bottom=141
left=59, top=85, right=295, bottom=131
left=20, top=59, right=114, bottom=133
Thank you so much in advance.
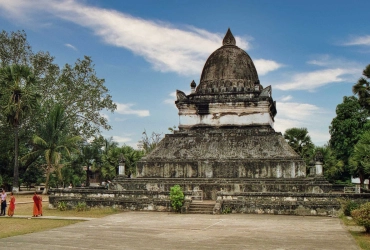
left=353, top=64, right=370, bottom=110
left=22, top=104, right=81, bottom=194
left=121, top=145, right=144, bottom=176
left=80, top=141, right=102, bottom=187
left=284, top=127, right=314, bottom=162
left=0, top=64, right=40, bottom=192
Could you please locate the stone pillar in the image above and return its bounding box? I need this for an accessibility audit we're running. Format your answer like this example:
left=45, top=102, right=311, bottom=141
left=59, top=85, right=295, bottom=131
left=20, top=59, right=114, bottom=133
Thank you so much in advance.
left=314, top=151, right=324, bottom=177
left=118, top=154, right=126, bottom=176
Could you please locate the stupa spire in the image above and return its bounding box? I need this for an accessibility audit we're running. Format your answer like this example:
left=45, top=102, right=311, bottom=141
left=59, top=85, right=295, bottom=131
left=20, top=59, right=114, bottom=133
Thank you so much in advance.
left=222, top=28, right=236, bottom=46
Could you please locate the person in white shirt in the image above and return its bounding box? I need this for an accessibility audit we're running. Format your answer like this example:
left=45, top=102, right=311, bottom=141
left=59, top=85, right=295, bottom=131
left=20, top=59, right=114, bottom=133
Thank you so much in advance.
left=0, top=189, right=7, bottom=216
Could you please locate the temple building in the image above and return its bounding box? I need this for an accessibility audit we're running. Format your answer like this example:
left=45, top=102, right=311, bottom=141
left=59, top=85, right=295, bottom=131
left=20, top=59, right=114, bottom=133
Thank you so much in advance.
left=137, top=29, right=306, bottom=181
left=51, top=29, right=370, bottom=216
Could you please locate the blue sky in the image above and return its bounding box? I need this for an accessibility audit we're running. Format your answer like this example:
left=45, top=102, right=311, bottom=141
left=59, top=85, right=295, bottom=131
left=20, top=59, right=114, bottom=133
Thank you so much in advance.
left=0, top=0, right=369, bottom=148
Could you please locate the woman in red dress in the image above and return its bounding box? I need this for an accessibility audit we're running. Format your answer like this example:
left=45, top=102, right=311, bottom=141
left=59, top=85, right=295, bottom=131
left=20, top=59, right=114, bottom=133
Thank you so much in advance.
left=33, top=192, right=40, bottom=217
left=7, top=192, right=15, bottom=216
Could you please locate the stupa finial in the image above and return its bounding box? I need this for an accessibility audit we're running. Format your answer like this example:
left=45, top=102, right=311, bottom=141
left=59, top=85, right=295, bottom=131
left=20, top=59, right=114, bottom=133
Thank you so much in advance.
left=222, top=28, right=236, bottom=46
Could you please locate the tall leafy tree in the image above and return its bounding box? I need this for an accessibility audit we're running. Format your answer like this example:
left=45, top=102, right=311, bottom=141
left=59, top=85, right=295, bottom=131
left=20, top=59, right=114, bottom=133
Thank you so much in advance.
left=0, top=64, right=40, bottom=192
left=48, top=56, right=116, bottom=138
left=283, top=127, right=314, bottom=164
left=329, top=96, right=369, bottom=164
left=313, top=145, right=344, bottom=183
left=0, top=30, right=117, bottom=187
left=22, top=104, right=81, bottom=194
left=353, top=64, right=370, bottom=110
left=349, top=131, right=370, bottom=188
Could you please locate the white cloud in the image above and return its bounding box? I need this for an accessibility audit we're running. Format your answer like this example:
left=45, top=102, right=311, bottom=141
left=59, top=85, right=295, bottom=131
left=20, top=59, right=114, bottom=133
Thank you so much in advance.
left=0, top=0, right=281, bottom=76
left=164, top=92, right=177, bottom=105
left=280, top=95, right=292, bottom=101
left=65, top=43, right=77, bottom=51
left=343, top=35, right=370, bottom=46
left=274, top=101, right=331, bottom=146
left=274, top=68, right=359, bottom=91
left=307, top=55, right=362, bottom=69
left=116, top=103, right=149, bottom=117
left=254, top=59, right=283, bottom=76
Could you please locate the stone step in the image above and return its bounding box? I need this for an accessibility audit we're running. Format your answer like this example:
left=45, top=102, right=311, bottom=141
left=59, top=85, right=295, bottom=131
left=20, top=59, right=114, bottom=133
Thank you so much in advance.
left=188, top=202, right=215, bottom=214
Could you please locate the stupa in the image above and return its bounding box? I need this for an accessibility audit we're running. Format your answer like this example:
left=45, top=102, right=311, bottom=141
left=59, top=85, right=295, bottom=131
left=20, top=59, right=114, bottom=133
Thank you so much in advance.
left=137, top=29, right=305, bottom=179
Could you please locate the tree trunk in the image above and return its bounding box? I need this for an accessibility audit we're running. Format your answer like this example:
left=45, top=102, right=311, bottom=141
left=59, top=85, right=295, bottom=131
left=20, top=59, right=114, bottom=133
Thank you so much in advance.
left=86, top=164, right=90, bottom=187
left=360, top=174, right=365, bottom=189
left=12, top=126, right=19, bottom=193
left=43, top=165, right=51, bottom=195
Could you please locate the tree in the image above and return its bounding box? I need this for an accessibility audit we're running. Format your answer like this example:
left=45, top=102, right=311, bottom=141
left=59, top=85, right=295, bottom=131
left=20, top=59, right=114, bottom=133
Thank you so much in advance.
left=22, top=104, right=81, bottom=194
left=283, top=127, right=314, bottom=164
left=49, top=56, right=116, bottom=138
left=314, top=145, right=344, bottom=183
left=121, top=145, right=145, bottom=176
left=353, top=64, right=370, bottom=110
left=91, top=137, right=119, bottom=181
left=0, top=30, right=116, bottom=188
left=329, top=96, right=370, bottom=167
left=349, top=131, right=370, bottom=188
left=0, top=64, right=40, bottom=192
left=79, top=140, right=102, bottom=187
left=140, top=130, right=163, bottom=154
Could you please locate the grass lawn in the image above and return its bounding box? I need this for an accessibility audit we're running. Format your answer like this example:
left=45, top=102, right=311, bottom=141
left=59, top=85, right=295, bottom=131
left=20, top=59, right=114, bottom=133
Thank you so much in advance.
left=0, top=218, right=79, bottom=238
left=341, top=215, right=370, bottom=250
left=0, top=194, right=121, bottom=239
left=12, top=194, right=120, bottom=218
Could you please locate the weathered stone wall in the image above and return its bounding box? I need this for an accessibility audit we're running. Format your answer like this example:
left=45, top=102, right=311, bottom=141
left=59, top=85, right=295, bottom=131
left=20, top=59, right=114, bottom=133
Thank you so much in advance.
left=218, top=192, right=370, bottom=216
left=113, top=177, right=331, bottom=200
left=48, top=189, right=192, bottom=212
left=48, top=188, right=370, bottom=216
left=137, top=127, right=306, bottom=179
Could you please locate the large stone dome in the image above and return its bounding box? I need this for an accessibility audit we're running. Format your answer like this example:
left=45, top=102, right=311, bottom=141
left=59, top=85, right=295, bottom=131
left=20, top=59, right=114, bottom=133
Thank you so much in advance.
left=196, top=29, right=260, bottom=94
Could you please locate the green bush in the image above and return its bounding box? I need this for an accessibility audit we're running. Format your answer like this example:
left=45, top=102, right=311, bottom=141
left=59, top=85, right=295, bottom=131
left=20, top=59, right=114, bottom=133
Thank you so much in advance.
left=170, top=185, right=184, bottom=212
left=75, top=202, right=89, bottom=212
left=340, top=199, right=360, bottom=216
left=222, top=205, right=231, bottom=214
left=57, top=201, right=67, bottom=211
left=351, top=202, right=370, bottom=233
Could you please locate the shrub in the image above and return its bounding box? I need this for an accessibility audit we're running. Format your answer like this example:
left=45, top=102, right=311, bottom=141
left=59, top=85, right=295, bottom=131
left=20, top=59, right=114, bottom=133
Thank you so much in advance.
left=75, top=202, right=89, bottom=212
left=340, top=199, right=360, bottom=216
left=57, top=201, right=67, bottom=211
left=222, top=205, right=231, bottom=214
left=170, top=185, right=184, bottom=212
left=351, top=202, right=370, bottom=233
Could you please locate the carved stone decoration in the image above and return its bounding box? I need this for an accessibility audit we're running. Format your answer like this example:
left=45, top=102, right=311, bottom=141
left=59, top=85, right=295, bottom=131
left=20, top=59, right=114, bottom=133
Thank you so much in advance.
left=260, top=85, right=272, bottom=97
left=222, top=28, right=236, bottom=46
left=176, top=90, right=187, bottom=101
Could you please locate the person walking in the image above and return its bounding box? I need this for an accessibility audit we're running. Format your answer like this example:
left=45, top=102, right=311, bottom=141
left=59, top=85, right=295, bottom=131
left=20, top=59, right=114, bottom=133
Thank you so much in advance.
left=7, top=192, right=15, bottom=217
left=0, top=189, right=7, bottom=216
left=32, top=192, right=40, bottom=217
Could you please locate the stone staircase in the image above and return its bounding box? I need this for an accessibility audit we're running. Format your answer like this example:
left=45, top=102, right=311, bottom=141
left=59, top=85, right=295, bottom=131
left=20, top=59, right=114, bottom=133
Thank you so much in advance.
left=188, top=201, right=215, bottom=214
